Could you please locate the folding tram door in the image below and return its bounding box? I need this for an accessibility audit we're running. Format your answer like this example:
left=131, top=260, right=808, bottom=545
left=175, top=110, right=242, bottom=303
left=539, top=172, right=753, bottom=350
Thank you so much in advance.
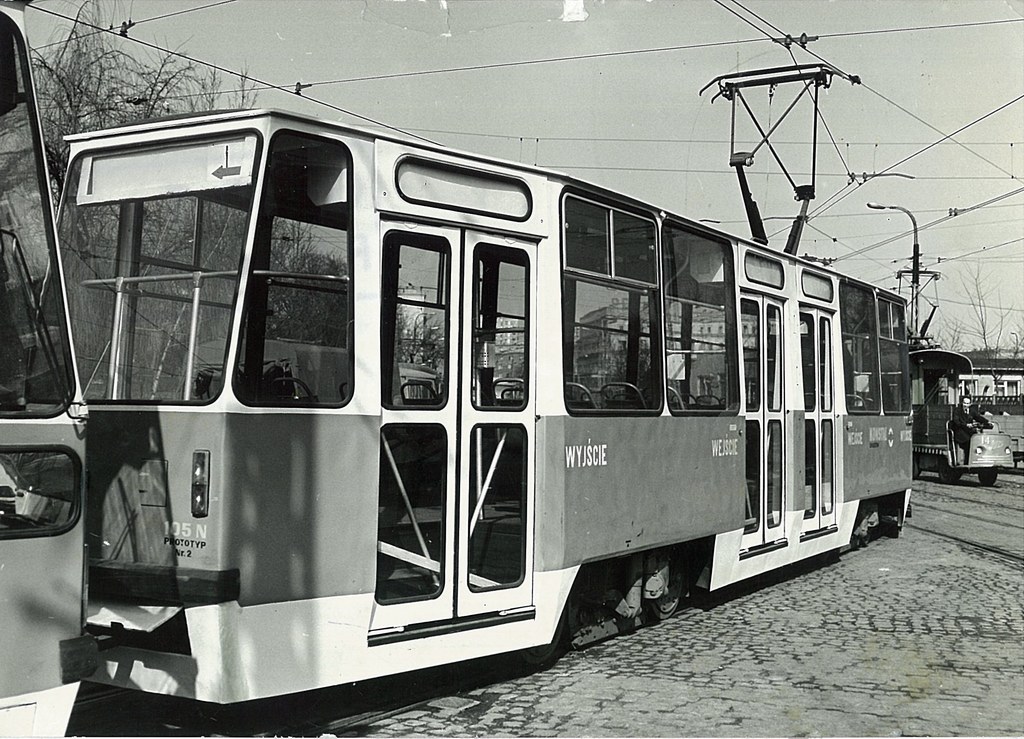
left=740, top=294, right=787, bottom=552
left=371, top=223, right=536, bottom=636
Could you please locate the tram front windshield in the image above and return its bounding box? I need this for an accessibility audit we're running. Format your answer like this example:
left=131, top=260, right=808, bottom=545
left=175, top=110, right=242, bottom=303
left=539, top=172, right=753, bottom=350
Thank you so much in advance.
left=0, top=14, right=77, bottom=533
left=58, top=137, right=258, bottom=402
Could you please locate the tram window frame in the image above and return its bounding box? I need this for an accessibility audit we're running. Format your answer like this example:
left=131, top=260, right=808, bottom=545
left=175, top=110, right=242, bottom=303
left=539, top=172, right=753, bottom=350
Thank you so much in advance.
left=744, top=252, right=784, bottom=289
left=0, top=446, right=81, bottom=539
left=819, top=315, right=833, bottom=413
left=741, top=299, right=760, bottom=412
left=801, top=271, right=833, bottom=302
left=839, top=282, right=881, bottom=415
left=467, top=423, right=528, bottom=592
left=395, top=156, right=532, bottom=222
left=381, top=233, right=451, bottom=410
left=471, top=244, right=529, bottom=411
left=375, top=423, right=448, bottom=605
left=765, top=304, right=783, bottom=413
left=233, top=131, right=354, bottom=408
left=877, top=298, right=911, bottom=414
left=0, top=17, right=75, bottom=417
left=800, top=312, right=816, bottom=413
left=662, top=223, right=739, bottom=415
left=59, top=133, right=261, bottom=405
left=561, top=193, right=661, bottom=415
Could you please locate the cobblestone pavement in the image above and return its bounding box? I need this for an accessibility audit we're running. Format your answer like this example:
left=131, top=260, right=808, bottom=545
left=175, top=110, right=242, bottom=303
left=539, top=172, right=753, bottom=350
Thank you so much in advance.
left=360, top=474, right=1024, bottom=737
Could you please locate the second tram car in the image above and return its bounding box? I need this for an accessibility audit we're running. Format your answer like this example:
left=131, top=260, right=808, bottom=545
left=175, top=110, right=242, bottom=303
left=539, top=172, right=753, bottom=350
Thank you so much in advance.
left=910, top=348, right=1013, bottom=484
left=55, top=109, right=912, bottom=703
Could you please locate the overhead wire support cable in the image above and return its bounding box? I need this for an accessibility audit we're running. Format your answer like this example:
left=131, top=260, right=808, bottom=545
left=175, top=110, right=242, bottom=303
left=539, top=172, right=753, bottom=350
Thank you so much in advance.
left=30, top=4, right=439, bottom=145
left=832, top=185, right=1024, bottom=263
left=804, top=93, right=1024, bottom=225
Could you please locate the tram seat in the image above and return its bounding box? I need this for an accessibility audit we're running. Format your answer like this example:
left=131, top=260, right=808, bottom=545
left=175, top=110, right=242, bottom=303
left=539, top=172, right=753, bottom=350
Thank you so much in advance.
left=565, top=382, right=596, bottom=410
left=400, top=380, right=438, bottom=406
left=601, top=382, right=646, bottom=410
left=668, top=387, right=684, bottom=410
left=493, top=378, right=524, bottom=406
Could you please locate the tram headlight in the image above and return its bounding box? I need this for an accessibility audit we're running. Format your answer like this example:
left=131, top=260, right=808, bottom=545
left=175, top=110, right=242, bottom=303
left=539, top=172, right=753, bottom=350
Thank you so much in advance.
left=191, top=450, right=210, bottom=518
left=975, top=446, right=984, bottom=456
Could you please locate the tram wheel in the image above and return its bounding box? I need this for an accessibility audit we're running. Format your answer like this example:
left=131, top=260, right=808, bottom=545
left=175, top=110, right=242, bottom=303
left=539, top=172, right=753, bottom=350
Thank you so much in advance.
left=977, top=469, right=998, bottom=486
left=645, top=566, right=684, bottom=622
left=937, top=458, right=962, bottom=485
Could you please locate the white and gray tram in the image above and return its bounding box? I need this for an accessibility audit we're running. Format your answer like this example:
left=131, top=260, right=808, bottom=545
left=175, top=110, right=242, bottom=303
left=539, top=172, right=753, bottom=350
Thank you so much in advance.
left=0, top=2, right=94, bottom=734
left=54, top=108, right=912, bottom=703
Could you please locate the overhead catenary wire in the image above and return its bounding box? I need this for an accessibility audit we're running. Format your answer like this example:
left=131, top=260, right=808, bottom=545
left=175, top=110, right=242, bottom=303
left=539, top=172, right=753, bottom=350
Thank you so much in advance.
left=831, top=185, right=1024, bottom=263
left=703, top=0, right=1024, bottom=241
left=32, top=0, right=239, bottom=51
left=34, top=1, right=1021, bottom=268
left=71, top=7, right=1020, bottom=98
left=30, top=3, right=440, bottom=145
left=925, top=236, right=1024, bottom=267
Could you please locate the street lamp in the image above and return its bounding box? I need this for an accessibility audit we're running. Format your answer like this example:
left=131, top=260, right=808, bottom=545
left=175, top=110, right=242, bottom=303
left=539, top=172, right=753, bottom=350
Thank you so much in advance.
left=867, top=202, right=920, bottom=341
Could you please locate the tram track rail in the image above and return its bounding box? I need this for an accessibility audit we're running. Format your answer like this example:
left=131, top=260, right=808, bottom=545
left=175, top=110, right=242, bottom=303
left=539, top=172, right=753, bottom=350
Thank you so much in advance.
left=913, top=485, right=1024, bottom=510
left=909, top=499, right=1024, bottom=531
left=906, top=522, right=1024, bottom=566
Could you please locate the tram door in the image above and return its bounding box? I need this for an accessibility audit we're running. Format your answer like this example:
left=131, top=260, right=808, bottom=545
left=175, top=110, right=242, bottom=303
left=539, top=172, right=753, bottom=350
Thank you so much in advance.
left=740, top=295, right=787, bottom=551
left=799, top=310, right=837, bottom=533
left=372, top=224, right=535, bottom=632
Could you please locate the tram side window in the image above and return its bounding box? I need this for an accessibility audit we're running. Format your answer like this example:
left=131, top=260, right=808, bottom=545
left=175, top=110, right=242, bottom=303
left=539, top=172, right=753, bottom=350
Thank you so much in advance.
left=878, top=299, right=910, bottom=413
left=741, top=299, right=760, bottom=411
left=839, top=283, right=880, bottom=414
left=562, top=196, right=659, bottom=412
left=663, top=225, right=738, bottom=413
left=376, top=424, right=447, bottom=604
left=235, top=133, right=352, bottom=406
left=472, top=245, right=528, bottom=410
left=381, top=234, right=450, bottom=409
left=800, top=313, right=816, bottom=412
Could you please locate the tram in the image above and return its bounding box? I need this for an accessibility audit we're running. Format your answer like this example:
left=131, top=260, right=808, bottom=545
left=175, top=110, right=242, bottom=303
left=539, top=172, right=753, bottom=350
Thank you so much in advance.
left=54, top=108, right=911, bottom=703
left=910, top=348, right=1013, bottom=484
left=0, top=2, right=95, bottom=735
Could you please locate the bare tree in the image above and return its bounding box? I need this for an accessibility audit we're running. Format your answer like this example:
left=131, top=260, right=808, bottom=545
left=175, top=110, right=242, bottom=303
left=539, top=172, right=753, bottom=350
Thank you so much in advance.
left=938, top=262, right=1012, bottom=392
left=32, top=1, right=256, bottom=196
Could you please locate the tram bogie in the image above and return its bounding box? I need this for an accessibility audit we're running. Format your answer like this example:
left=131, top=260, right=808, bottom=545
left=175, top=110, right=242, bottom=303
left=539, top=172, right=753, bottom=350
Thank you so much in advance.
left=54, top=109, right=911, bottom=703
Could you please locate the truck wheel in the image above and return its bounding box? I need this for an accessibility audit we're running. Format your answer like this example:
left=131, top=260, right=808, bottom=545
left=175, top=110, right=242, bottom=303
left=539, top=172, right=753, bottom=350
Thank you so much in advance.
left=978, top=469, right=998, bottom=486
left=937, top=457, right=962, bottom=485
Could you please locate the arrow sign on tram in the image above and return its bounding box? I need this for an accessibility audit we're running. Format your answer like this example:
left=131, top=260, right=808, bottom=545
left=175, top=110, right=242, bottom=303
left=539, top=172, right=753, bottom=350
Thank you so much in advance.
left=212, top=145, right=241, bottom=179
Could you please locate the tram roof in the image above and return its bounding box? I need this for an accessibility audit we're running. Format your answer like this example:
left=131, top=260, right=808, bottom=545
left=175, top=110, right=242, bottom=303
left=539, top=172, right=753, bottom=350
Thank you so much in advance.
left=910, top=348, right=973, bottom=377
left=66, top=107, right=897, bottom=298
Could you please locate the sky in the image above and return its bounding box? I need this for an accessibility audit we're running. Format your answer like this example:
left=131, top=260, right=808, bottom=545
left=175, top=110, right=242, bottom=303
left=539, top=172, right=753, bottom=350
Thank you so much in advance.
left=26, top=0, right=1024, bottom=352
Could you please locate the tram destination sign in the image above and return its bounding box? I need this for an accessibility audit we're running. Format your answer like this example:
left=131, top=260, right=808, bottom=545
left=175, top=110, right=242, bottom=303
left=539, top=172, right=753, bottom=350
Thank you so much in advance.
left=76, top=135, right=257, bottom=205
